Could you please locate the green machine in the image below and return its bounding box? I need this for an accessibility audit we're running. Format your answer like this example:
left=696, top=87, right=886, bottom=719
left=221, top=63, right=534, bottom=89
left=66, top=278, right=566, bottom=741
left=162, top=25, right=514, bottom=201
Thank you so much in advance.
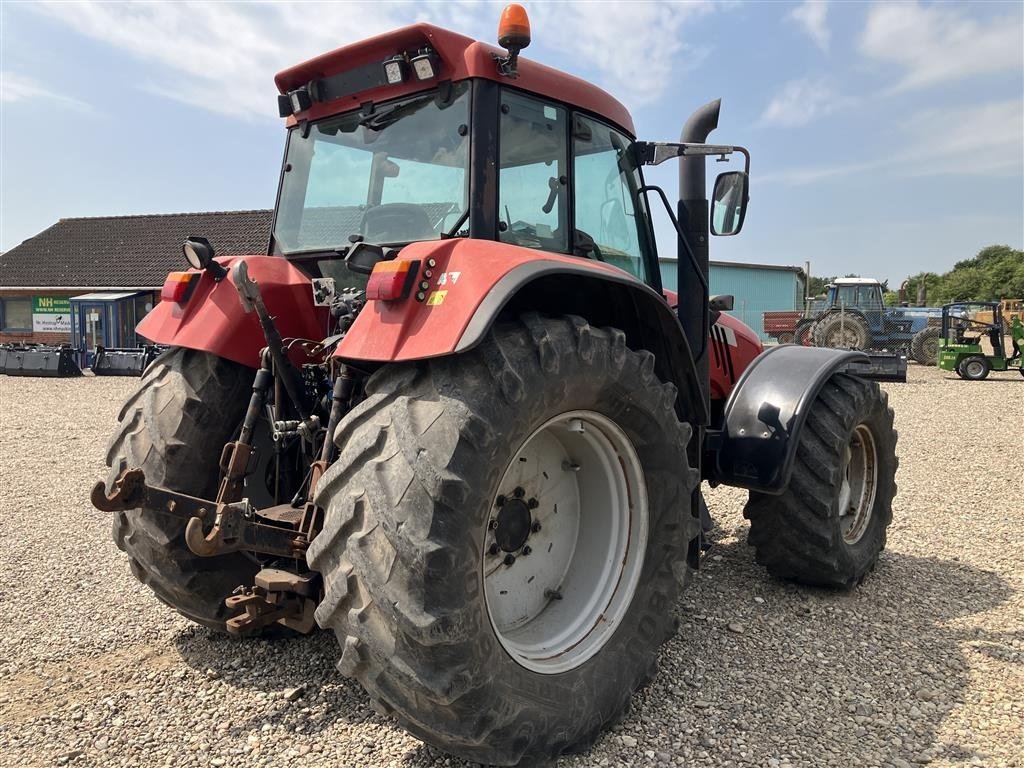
left=937, top=301, right=1024, bottom=380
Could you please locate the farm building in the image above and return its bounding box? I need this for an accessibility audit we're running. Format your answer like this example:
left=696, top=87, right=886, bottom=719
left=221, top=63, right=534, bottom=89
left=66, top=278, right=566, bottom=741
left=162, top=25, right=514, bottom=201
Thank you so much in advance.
left=0, top=210, right=271, bottom=350
left=659, top=258, right=807, bottom=340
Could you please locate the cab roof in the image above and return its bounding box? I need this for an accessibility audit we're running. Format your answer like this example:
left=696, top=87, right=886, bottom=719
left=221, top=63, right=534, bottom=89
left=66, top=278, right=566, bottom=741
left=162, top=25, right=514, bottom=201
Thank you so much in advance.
left=274, top=23, right=635, bottom=136
left=832, top=277, right=882, bottom=286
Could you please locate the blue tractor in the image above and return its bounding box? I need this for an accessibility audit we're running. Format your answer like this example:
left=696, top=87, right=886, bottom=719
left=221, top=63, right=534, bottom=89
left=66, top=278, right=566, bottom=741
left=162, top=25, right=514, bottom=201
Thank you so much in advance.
left=811, top=278, right=943, bottom=364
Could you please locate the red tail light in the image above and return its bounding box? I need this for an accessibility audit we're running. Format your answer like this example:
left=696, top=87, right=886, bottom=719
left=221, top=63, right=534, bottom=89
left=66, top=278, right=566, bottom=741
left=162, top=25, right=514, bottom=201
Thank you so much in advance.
left=366, top=259, right=419, bottom=301
left=161, top=271, right=200, bottom=304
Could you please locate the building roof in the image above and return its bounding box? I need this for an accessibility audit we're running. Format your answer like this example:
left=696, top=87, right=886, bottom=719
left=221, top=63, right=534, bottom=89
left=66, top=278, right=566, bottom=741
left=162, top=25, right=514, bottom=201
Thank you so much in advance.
left=1, top=210, right=272, bottom=289
left=660, top=257, right=806, bottom=278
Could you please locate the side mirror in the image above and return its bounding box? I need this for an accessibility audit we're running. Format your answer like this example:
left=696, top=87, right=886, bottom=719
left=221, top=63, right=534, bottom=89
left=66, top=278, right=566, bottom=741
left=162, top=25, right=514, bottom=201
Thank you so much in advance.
left=710, top=171, right=749, bottom=236
left=709, top=294, right=734, bottom=312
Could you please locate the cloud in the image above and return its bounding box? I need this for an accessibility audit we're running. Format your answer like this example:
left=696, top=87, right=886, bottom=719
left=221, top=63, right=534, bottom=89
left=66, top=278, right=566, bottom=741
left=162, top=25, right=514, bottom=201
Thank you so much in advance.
left=788, top=1, right=830, bottom=51
left=760, top=99, right=1024, bottom=185
left=861, top=1, right=1023, bottom=92
left=532, top=1, right=717, bottom=109
left=28, top=1, right=720, bottom=120
left=0, top=71, right=92, bottom=110
left=759, top=77, right=846, bottom=127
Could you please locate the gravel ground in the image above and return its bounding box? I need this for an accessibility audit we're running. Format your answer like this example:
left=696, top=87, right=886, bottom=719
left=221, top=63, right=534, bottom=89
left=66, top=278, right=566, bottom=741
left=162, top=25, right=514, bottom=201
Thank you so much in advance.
left=1, top=364, right=1021, bottom=768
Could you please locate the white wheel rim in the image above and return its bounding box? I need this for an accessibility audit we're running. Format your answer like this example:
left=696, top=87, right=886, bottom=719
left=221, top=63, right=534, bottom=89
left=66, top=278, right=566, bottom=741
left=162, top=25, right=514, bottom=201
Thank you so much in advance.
left=482, top=410, right=648, bottom=674
left=838, top=424, right=878, bottom=544
left=966, top=360, right=985, bottom=377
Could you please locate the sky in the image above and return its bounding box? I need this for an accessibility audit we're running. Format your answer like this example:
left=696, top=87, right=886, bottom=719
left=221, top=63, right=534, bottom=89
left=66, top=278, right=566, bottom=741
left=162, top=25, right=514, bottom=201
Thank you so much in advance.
left=1, top=0, right=1022, bottom=285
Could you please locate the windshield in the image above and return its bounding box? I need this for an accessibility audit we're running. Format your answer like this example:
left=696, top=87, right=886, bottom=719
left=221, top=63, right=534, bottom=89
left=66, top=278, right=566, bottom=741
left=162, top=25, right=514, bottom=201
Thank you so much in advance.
left=272, top=83, right=470, bottom=255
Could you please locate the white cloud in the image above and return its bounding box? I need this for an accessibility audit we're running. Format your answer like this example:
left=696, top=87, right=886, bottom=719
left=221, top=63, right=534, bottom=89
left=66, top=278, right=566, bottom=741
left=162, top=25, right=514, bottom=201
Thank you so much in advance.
left=0, top=71, right=92, bottom=110
left=532, top=1, right=717, bottom=109
left=789, top=1, right=830, bottom=51
left=760, top=99, right=1024, bottom=185
left=861, top=1, right=1023, bottom=92
left=28, top=1, right=720, bottom=120
left=759, top=76, right=846, bottom=127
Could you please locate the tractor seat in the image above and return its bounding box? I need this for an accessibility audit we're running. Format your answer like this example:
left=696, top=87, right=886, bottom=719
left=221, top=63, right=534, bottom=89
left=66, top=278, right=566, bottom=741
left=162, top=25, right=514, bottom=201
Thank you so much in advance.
left=360, top=203, right=435, bottom=243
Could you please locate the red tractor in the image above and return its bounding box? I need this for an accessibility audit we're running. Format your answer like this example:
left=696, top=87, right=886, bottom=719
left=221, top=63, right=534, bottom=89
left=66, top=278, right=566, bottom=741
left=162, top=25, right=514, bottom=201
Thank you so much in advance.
left=93, top=7, right=897, bottom=765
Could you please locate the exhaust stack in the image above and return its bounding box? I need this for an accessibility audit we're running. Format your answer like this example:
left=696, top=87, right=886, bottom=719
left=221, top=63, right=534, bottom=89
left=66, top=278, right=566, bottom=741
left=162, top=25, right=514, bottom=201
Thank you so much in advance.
left=677, top=99, right=721, bottom=412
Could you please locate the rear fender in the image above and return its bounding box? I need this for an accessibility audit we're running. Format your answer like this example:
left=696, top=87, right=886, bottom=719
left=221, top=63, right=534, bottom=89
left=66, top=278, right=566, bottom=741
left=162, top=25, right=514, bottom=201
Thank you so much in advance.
left=336, top=238, right=707, bottom=423
left=137, top=255, right=327, bottom=368
left=706, top=345, right=868, bottom=493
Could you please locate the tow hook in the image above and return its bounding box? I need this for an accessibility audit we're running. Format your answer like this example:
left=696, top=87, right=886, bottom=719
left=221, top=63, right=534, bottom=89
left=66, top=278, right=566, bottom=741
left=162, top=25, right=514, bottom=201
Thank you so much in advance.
left=225, top=568, right=318, bottom=635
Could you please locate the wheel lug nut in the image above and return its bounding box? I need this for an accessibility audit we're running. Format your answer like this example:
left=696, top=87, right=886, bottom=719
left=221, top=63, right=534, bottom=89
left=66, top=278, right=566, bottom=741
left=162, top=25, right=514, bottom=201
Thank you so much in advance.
left=495, top=495, right=506, bottom=508
left=531, top=521, right=542, bottom=533
left=522, top=546, right=531, bottom=556
left=488, top=543, right=499, bottom=556
left=504, top=554, right=516, bottom=566
left=488, top=519, right=498, bottom=530
left=513, top=486, right=525, bottom=498
left=527, top=498, right=539, bottom=509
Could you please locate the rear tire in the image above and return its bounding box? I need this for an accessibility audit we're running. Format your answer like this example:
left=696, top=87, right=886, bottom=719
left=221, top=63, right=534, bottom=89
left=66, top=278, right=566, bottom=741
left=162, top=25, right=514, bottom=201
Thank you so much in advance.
left=910, top=327, right=940, bottom=365
left=104, top=348, right=262, bottom=631
left=743, top=374, right=897, bottom=589
left=813, top=313, right=870, bottom=350
left=309, top=314, right=699, bottom=765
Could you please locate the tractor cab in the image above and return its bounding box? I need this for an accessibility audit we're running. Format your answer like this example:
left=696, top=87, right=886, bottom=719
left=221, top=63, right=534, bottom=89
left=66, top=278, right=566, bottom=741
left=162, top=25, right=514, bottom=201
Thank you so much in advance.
left=268, top=16, right=746, bottom=302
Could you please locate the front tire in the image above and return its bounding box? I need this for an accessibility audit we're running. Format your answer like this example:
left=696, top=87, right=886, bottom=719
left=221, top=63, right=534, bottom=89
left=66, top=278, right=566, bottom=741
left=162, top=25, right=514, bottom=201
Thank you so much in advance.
left=960, top=355, right=991, bottom=380
left=309, top=315, right=699, bottom=765
left=813, top=312, right=870, bottom=349
left=743, top=374, right=897, bottom=589
left=104, top=348, right=262, bottom=630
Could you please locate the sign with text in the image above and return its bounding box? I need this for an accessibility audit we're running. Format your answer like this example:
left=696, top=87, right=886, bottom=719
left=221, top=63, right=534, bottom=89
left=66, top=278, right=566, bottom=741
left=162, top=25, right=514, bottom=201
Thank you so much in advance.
left=31, top=296, right=72, bottom=334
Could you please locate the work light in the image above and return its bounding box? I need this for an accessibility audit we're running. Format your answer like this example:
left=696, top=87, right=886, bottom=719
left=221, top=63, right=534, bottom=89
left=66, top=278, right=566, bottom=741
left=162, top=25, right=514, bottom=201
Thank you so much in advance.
left=410, top=48, right=439, bottom=80
left=289, top=88, right=312, bottom=114
left=383, top=55, right=407, bottom=85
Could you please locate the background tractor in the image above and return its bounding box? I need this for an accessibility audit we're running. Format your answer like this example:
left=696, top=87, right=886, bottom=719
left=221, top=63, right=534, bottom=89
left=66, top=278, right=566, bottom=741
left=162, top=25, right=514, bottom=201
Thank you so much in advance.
left=810, top=278, right=943, bottom=364
left=92, top=6, right=898, bottom=765
left=938, top=301, right=1024, bottom=380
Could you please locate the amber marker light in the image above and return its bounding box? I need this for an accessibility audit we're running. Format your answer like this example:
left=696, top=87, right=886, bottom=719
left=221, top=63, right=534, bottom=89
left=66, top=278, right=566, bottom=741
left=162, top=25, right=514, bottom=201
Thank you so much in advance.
left=498, top=4, right=531, bottom=51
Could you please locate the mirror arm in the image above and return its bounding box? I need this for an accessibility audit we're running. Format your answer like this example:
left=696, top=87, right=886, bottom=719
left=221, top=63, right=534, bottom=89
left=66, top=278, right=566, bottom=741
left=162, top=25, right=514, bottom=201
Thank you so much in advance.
left=637, top=184, right=708, bottom=361
left=635, top=142, right=750, bottom=175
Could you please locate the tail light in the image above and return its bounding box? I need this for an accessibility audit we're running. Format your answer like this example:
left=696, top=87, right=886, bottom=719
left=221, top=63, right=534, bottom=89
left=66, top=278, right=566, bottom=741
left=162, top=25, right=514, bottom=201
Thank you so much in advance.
left=366, top=259, right=420, bottom=301
left=161, top=271, right=200, bottom=304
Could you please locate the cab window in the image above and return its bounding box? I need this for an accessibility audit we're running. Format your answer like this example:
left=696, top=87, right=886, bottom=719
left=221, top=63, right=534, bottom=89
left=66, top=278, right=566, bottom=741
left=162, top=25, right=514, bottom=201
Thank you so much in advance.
left=498, top=90, right=568, bottom=253
left=573, top=115, right=649, bottom=281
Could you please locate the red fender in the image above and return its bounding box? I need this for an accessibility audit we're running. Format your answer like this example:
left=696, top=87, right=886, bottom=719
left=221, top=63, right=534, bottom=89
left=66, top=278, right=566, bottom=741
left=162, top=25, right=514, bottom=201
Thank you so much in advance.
left=137, top=255, right=327, bottom=368
left=336, top=239, right=629, bottom=361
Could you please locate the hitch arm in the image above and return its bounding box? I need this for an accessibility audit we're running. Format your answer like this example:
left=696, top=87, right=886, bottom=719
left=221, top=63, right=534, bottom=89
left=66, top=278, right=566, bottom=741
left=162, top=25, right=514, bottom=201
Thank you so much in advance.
left=91, top=469, right=309, bottom=559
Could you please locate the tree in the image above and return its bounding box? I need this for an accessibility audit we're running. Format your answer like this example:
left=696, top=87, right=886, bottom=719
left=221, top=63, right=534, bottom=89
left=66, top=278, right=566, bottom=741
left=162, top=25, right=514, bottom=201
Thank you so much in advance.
left=897, top=245, right=1024, bottom=305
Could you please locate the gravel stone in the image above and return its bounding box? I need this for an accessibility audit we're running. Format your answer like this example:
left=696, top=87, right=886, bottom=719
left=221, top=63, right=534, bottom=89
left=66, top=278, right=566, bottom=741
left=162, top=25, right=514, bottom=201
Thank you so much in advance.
left=1, top=364, right=1022, bottom=767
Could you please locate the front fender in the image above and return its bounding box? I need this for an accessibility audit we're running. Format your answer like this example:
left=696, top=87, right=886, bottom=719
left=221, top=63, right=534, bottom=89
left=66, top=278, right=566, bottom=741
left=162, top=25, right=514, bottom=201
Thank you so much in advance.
left=137, top=255, right=326, bottom=368
left=707, top=345, right=868, bottom=493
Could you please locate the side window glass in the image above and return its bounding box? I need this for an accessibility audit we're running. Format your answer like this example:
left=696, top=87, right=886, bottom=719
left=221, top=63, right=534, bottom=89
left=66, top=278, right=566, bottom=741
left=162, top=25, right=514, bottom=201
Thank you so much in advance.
left=573, top=115, right=647, bottom=280
left=498, top=90, right=568, bottom=252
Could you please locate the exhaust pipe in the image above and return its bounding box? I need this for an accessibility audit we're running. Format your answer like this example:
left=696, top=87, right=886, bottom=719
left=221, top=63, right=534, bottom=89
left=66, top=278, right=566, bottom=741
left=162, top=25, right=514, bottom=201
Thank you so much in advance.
left=677, top=98, right=721, bottom=413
